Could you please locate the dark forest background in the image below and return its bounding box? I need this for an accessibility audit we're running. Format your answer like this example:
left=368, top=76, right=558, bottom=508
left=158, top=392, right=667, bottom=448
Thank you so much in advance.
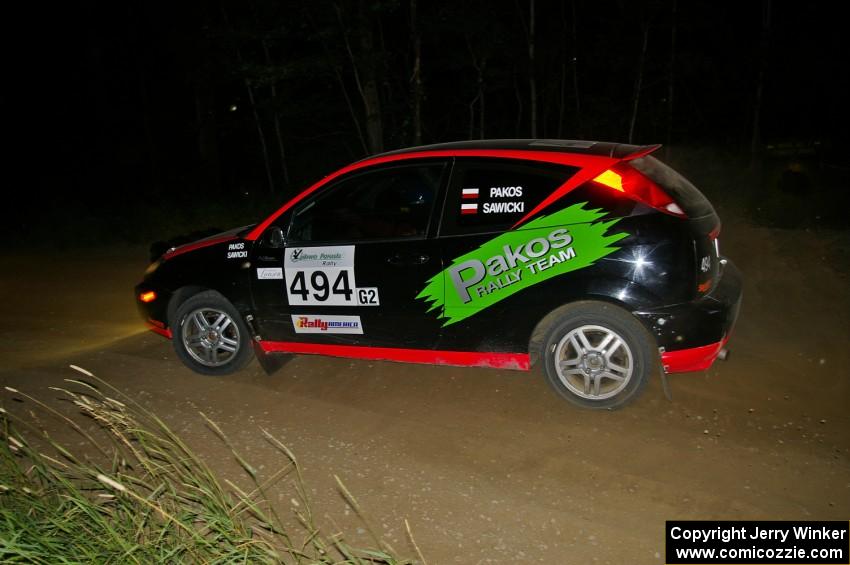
left=4, top=1, right=848, bottom=246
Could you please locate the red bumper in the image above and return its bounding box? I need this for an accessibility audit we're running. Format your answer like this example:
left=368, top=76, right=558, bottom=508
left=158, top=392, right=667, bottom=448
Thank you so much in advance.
left=661, top=337, right=728, bottom=373
left=146, top=320, right=173, bottom=339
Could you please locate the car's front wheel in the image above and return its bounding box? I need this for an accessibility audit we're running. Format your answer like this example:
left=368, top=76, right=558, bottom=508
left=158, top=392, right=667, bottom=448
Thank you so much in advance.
left=542, top=301, right=654, bottom=409
left=172, top=291, right=254, bottom=375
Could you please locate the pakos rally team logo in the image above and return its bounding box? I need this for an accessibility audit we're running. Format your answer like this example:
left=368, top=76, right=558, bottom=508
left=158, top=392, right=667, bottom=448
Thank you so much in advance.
left=417, top=203, right=628, bottom=325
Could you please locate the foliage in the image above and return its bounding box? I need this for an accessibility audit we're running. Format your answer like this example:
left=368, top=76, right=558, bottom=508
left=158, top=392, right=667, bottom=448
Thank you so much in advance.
left=0, top=367, right=423, bottom=564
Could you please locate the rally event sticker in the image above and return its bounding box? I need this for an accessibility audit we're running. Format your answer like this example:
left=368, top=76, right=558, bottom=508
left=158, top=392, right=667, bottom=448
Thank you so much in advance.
left=291, top=315, right=363, bottom=334
left=256, top=267, right=283, bottom=280
left=284, top=246, right=379, bottom=306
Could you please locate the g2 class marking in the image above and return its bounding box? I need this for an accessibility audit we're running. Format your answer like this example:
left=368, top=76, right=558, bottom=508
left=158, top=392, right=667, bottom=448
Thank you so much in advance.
left=357, top=287, right=380, bottom=306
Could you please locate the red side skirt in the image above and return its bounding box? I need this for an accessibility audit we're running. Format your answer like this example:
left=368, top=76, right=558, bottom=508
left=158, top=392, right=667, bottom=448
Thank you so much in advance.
left=258, top=341, right=530, bottom=371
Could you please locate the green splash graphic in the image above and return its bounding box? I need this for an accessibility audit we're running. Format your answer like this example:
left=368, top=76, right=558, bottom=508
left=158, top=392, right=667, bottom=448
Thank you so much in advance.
left=417, top=203, right=629, bottom=326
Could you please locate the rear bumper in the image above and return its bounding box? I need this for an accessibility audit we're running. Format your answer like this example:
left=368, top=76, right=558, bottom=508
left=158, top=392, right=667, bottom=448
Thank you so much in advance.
left=660, top=336, right=728, bottom=373
left=635, top=258, right=742, bottom=373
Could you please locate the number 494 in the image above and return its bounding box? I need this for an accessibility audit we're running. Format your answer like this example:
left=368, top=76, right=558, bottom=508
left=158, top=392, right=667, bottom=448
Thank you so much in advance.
left=289, top=270, right=352, bottom=302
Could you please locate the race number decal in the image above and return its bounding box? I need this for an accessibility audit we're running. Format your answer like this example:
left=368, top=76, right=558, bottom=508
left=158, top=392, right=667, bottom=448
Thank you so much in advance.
left=284, top=246, right=356, bottom=306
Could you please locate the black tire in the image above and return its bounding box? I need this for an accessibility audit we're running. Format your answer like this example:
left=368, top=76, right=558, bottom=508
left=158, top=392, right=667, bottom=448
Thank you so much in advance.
left=171, top=290, right=254, bottom=376
left=541, top=301, right=654, bottom=409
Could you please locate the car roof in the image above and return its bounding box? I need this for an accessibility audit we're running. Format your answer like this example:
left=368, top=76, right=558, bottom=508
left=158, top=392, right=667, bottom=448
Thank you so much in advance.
left=243, top=139, right=661, bottom=242
left=369, top=139, right=659, bottom=161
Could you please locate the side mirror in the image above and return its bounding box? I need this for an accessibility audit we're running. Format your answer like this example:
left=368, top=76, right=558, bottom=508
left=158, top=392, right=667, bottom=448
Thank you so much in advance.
left=266, top=226, right=285, bottom=248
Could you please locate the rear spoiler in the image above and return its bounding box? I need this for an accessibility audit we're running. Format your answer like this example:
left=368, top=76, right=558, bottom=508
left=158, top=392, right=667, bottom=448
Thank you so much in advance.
left=612, top=143, right=662, bottom=161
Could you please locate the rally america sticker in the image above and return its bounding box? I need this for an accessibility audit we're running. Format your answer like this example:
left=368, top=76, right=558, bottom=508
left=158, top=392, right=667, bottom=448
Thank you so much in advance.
left=291, top=315, right=363, bottom=334
left=417, top=203, right=628, bottom=326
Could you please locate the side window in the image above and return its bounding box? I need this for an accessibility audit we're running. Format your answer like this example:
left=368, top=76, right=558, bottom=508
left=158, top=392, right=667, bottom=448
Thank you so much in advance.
left=288, top=162, right=446, bottom=243
left=440, top=160, right=577, bottom=236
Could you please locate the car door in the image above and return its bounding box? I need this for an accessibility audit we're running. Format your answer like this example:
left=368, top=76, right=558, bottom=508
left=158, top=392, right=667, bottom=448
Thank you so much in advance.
left=428, top=158, right=583, bottom=352
left=249, top=160, right=449, bottom=349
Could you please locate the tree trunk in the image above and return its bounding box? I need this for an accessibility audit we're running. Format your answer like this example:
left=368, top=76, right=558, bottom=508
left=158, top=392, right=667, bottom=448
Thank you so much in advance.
left=359, top=44, right=383, bottom=152
left=750, top=0, right=772, bottom=169
left=246, top=82, right=276, bottom=196
left=126, top=3, right=160, bottom=190
left=468, top=94, right=478, bottom=140
left=260, top=40, right=290, bottom=188
left=628, top=19, right=650, bottom=144
left=557, top=1, right=567, bottom=138
left=306, top=8, right=369, bottom=154
left=665, top=0, right=677, bottom=161
left=194, top=84, right=221, bottom=193
left=513, top=68, right=524, bottom=137
left=409, top=0, right=422, bottom=145
left=528, top=0, right=537, bottom=138
left=133, top=43, right=160, bottom=189
left=571, top=0, right=583, bottom=138
left=220, top=0, right=275, bottom=195
left=336, top=4, right=383, bottom=154
left=479, top=70, right=486, bottom=139
left=466, top=34, right=486, bottom=139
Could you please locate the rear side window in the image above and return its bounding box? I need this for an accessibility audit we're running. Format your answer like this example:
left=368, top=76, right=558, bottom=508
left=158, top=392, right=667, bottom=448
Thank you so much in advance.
left=288, top=162, right=446, bottom=243
left=440, top=160, right=576, bottom=236
left=629, top=156, right=715, bottom=218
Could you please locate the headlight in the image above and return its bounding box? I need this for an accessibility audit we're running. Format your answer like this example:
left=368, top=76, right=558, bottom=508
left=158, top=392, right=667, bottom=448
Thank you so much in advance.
left=144, top=258, right=162, bottom=276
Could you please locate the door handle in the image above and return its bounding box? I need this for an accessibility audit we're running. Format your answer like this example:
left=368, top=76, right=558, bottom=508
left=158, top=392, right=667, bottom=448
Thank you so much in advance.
left=386, top=253, right=430, bottom=265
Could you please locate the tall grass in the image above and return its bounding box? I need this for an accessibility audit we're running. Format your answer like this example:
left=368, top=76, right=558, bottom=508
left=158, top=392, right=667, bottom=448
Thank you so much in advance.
left=0, top=366, right=423, bottom=564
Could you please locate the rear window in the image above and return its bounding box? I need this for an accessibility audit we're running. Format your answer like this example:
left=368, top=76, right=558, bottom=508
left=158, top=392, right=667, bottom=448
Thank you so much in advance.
left=630, top=156, right=716, bottom=218
left=440, top=160, right=577, bottom=236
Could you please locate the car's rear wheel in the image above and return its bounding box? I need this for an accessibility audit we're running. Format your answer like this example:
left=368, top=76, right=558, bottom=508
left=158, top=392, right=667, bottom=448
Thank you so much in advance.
left=542, top=302, right=654, bottom=409
left=172, top=291, right=253, bottom=375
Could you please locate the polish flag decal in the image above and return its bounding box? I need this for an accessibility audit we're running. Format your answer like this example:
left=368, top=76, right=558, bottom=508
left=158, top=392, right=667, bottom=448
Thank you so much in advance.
left=461, top=188, right=479, bottom=199
left=461, top=203, right=478, bottom=215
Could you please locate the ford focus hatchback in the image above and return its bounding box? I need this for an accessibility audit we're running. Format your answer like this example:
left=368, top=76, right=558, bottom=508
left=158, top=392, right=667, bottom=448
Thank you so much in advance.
left=136, top=140, right=742, bottom=409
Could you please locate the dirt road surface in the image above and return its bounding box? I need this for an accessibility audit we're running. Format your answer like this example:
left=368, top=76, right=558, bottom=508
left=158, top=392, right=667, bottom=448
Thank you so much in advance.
left=1, top=221, right=849, bottom=564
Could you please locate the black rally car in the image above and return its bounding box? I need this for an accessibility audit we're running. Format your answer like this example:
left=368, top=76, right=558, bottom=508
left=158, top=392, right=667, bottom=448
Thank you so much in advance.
left=136, top=140, right=741, bottom=409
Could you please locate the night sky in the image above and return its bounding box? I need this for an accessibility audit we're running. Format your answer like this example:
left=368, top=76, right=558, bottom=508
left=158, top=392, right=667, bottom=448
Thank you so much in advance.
left=4, top=1, right=847, bottom=243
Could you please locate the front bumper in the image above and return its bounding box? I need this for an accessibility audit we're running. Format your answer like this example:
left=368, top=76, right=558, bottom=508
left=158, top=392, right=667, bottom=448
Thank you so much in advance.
left=635, top=258, right=742, bottom=373
left=134, top=283, right=173, bottom=339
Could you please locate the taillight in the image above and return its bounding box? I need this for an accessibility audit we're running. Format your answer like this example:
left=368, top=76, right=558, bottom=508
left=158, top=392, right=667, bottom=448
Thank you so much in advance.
left=139, top=291, right=157, bottom=303
left=709, top=224, right=721, bottom=257
left=592, top=164, right=687, bottom=217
